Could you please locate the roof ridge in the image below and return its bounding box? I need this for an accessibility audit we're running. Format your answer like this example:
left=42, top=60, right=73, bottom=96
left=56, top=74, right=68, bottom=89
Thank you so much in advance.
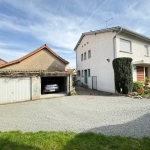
left=0, top=58, right=7, bottom=63
left=0, top=44, right=69, bottom=68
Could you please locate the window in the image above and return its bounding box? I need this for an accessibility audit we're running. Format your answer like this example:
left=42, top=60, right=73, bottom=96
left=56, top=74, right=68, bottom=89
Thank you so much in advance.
left=88, top=69, right=90, bottom=77
left=82, top=70, right=83, bottom=77
left=84, top=52, right=86, bottom=60
left=120, top=39, right=131, bottom=53
left=145, top=45, right=149, bottom=56
left=77, top=70, right=80, bottom=76
left=81, top=54, right=83, bottom=61
left=88, top=50, right=91, bottom=58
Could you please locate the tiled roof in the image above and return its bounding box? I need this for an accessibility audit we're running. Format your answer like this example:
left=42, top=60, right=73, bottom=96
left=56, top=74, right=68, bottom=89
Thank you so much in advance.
left=0, top=44, right=69, bottom=68
left=0, top=58, right=7, bottom=63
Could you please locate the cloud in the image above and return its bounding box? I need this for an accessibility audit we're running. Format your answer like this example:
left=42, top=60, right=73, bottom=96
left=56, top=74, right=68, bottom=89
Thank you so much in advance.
left=1, top=0, right=150, bottom=68
left=0, top=47, right=27, bottom=61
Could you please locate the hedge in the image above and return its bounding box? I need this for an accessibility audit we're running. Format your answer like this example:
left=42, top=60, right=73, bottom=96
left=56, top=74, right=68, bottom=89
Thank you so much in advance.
left=112, top=57, right=133, bottom=94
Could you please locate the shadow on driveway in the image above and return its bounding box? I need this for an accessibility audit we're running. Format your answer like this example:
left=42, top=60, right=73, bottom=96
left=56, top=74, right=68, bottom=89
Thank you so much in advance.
left=85, top=113, right=150, bottom=138
left=75, top=86, right=118, bottom=97
left=63, top=113, right=150, bottom=150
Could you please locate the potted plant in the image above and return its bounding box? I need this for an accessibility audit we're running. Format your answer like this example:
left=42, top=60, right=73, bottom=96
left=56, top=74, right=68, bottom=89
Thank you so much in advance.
left=145, top=77, right=149, bottom=86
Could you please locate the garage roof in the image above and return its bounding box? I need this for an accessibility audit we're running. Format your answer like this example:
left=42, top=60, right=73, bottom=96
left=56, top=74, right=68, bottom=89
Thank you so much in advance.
left=0, top=58, right=7, bottom=63
left=0, top=44, right=69, bottom=68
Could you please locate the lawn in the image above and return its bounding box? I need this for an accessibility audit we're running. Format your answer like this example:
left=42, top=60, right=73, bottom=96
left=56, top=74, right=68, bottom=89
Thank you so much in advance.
left=0, top=131, right=150, bottom=150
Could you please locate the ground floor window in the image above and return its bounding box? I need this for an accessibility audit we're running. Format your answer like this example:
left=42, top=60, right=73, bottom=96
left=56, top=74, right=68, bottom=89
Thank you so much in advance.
left=77, top=70, right=80, bottom=76
left=88, top=69, right=90, bottom=77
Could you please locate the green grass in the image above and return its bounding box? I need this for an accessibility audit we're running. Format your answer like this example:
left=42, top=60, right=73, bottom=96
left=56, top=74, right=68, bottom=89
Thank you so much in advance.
left=0, top=131, right=150, bottom=150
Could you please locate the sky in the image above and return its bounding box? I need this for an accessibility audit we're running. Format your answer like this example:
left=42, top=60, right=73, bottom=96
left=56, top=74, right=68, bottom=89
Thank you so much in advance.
left=0, top=0, right=150, bottom=68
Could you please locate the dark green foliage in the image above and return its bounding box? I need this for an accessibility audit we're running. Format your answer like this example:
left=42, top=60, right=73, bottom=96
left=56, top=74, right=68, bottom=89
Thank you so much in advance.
left=112, top=57, right=133, bottom=94
left=133, top=81, right=143, bottom=91
left=0, top=131, right=150, bottom=150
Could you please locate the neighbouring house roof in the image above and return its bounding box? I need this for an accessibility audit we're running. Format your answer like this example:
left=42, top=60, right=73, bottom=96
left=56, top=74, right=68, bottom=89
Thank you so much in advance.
left=0, top=58, right=7, bottom=63
left=74, top=26, right=150, bottom=50
left=0, top=44, right=69, bottom=69
left=67, top=68, right=75, bottom=73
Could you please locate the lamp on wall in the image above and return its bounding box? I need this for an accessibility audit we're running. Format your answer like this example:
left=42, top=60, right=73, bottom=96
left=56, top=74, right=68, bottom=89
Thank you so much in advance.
left=107, top=59, right=110, bottom=62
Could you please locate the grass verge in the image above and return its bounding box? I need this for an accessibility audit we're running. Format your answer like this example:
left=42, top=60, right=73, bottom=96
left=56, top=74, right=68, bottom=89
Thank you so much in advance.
left=0, top=131, right=150, bottom=150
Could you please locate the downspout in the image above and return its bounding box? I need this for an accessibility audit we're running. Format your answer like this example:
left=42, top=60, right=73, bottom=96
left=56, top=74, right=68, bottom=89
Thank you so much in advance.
left=69, top=74, right=70, bottom=95
left=113, top=27, right=122, bottom=93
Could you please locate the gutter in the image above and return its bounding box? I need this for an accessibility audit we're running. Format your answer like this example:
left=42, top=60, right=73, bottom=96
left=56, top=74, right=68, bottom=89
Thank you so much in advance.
left=113, top=27, right=122, bottom=93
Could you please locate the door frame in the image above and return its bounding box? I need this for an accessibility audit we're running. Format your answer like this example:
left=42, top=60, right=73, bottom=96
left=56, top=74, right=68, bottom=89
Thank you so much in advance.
left=92, top=76, right=97, bottom=90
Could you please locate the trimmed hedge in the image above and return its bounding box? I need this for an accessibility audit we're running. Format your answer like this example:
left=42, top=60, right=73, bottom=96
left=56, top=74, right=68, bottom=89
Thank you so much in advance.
left=112, top=57, right=133, bottom=94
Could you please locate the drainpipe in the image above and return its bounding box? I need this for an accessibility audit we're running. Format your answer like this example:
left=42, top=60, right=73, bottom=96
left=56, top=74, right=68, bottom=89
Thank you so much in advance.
left=113, top=27, right=122, bottom=59
left=69, top=74, right=70, bottom=95
left=113, top=27, right=122, bottom=93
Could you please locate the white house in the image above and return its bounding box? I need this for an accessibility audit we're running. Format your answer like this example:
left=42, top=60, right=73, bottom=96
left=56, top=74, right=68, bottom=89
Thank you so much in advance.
left=74, top=26, right=150, bottom=93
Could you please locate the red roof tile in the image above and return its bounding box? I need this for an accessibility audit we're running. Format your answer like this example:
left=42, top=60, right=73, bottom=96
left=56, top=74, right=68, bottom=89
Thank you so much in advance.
left=0, top=58, right=7, bottom=63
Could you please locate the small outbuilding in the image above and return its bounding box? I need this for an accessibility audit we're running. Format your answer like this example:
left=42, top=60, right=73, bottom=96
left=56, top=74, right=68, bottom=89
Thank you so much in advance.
left=0, top=44, right=72, bottom=104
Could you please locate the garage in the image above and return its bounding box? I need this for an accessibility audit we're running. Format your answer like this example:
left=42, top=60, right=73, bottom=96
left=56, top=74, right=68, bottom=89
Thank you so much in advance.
left=0, top=45, right=72, bottom=104
left=0, top=77, right=31, bottom=104
left=41, top=76, right=67, bottom=95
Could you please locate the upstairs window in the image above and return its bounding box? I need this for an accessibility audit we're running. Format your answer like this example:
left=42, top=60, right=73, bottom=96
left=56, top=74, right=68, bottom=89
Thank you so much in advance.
left=88, top=50, right=91, bottom=58
left=81, top=54, right=83, bottom=61
left=120, top=39, right=131, bottom=53
left=84, top=52, right=86, bottom=60
left=145, top=45, right=149, bottom=56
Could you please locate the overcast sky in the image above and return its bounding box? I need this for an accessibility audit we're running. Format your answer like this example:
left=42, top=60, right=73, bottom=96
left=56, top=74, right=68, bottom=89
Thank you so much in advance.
left=0, top=0, right=150, bottom=68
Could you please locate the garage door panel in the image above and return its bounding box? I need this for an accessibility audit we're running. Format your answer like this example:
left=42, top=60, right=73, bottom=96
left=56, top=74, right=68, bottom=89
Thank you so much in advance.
left=0, top=78, right=31, bottom=104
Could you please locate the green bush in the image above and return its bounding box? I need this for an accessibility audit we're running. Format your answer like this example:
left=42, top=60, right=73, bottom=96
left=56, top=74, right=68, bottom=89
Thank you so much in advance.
left=112, top=57, right=133, bottom=94
left=133, top=81, right=143, bottom=91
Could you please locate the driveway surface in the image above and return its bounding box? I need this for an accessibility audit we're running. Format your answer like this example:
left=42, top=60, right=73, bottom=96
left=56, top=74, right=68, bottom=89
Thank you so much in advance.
left=0, top=95, right=150, bottom=138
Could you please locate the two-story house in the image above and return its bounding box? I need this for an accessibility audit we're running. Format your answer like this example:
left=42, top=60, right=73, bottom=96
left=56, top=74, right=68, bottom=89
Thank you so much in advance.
left=74, top=26, right=150, bottom=93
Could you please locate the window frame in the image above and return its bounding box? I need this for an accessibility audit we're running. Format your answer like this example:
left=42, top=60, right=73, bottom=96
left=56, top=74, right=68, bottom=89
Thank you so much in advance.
left=120, top=38, right=132, bottom=53
left=88, top=50, right=91, bottom=59
left=84, top=52, right=86, bottom=60
left=88, top=69, right=90, bottom=77
left=145, top=45, right=149, bottom=56
left=77, top=70, right=80, bottom=76
left=82, top=70, right=83, bottom=77
left=81, top=54, right=83, bottom=61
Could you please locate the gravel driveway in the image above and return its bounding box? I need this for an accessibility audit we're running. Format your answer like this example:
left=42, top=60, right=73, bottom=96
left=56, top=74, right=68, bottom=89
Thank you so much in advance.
left=0, top=95, right=150, bottom=138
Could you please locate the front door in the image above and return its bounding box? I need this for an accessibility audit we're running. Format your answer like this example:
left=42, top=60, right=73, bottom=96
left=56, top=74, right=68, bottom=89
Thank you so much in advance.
left=136, top=66, right=144, bottom=82
left=84, top=70, right=87, bottom=85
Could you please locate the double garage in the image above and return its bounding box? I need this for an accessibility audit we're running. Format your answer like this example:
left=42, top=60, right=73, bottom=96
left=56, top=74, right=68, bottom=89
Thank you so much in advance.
left=0, top=73, right=71, bottom=104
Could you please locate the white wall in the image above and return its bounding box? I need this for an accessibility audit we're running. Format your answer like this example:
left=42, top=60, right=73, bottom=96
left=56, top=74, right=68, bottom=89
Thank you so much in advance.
left=116, top=33, right=150, bottom=81
left=76, top=31, right=116, bottom=93
left=0, top=77, right=31, bottom=104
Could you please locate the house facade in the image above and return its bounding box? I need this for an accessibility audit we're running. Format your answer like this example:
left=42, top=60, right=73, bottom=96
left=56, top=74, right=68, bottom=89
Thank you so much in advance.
left=74, top=26, right=150, bottom=93
left=0, top=44, right=72, bottom=104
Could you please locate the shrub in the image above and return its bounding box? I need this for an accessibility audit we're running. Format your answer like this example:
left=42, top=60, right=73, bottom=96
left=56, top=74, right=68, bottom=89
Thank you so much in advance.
left=137, top=88, right=144, bottom=95
left=145, top=77, right=149, bottom=82
left=133, top=81, right=143, bottom=91
left=112, top=57, right=133, bottom=94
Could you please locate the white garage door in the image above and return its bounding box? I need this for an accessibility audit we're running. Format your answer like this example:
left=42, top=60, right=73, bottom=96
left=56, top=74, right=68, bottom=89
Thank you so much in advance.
left=0, top=77, right=31, bottom=104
